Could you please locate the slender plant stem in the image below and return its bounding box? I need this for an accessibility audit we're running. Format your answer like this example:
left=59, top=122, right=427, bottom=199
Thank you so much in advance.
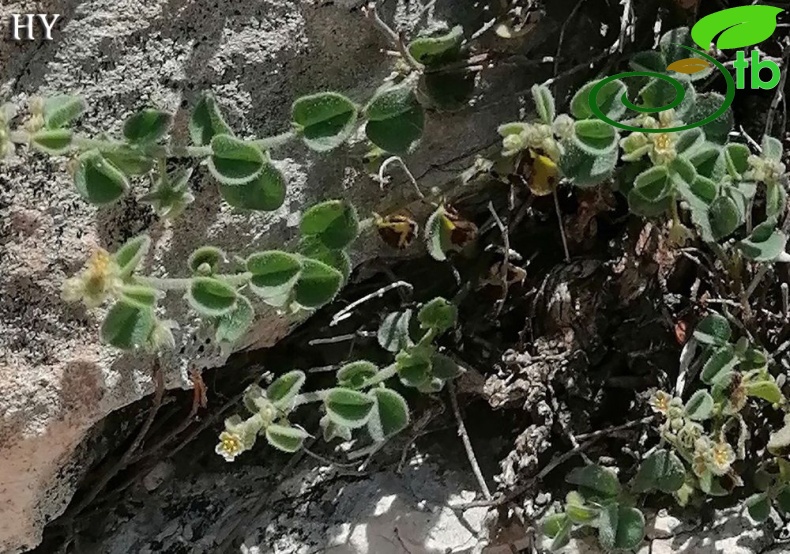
left=292, top=390, right=331, bottom=407
left=330, top=281, right=413, bottom=327
left=362, top=363, right=398, bottom=387
left=553, top=187, right=571, bottom=263
left=448, top=381, right=492, bottom=500
left=135, top=272, right=251, bottom=291
left=378, top=156, right=425, bottom=199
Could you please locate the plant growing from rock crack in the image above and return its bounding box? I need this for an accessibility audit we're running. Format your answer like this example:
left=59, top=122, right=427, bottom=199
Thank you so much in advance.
left=61, top=199, right=359, bottom=352
left=544, top=314, right=789, bottom=551
left=492, top=26, right=788, bottom=266
left=0, top=19, right=479, bottom=219
left=215, top=296, right=463, bottom=458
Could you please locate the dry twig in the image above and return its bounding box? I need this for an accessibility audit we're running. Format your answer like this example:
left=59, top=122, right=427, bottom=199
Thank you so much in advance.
left=449, top=382, right=492, bottom=500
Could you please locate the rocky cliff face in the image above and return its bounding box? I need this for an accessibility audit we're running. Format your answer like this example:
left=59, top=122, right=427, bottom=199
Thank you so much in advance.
left=0, top=1, right=533, bottom=551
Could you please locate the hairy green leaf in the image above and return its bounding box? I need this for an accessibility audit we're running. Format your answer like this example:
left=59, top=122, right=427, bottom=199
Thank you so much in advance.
left=418, top=297, right=457, bottom=333
left=114, top=234, right=151, bottom=278
left=215, top=294, right=254, bottom=345
left=694, top=313, right=731, bottom=345
left=367, top=388, right=410, bottom=441
left=31, top=128, right=73, bottom=155
left=247, top=250, right=301, bottom=307
left=219, top=162, right=286, bottom=211
left=267, top=370, right=306, bottom=407
left=378, top=310, right=413, bottom=353
left=337, top=361, right=378, bottom=389
left=701, top=344, right=738, bottom=385
left=43, top=95, right=87, bottom=129
left=100, top=300, right=155, bottom=350
left=292, top=92, right=358, bottom=151
left=188, top=246, right=224, bottom=274
left=208, top=135, right=266, bottom=185
left=633, top=449, right=686, bottom=493
left=266, top=424, right=308, bottom=453
left=531, top=84, right=555, bottom=125
left=408, top=26, right=463, bottom=66
left=74, top=150, right=129, bottom=205
left=300, top=200, right=359, bottom=249
left=123, top=109, right=172, bottom=144
left=294, top=258, right=343, bottom=309
left=566, top=465, right=621, bottom=499
left=190, top=92, right=234, bottom=146
left=325, top=388, right=376, bottom=428
left=187, top=277, right=238, bottom=317
left=685, top=390, right=714, bottom=421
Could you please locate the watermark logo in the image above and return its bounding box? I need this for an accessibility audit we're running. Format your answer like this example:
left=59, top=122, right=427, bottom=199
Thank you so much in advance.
left=590, top=5, right=785, bottom=133
left=6, top=14, right=61, bottom=41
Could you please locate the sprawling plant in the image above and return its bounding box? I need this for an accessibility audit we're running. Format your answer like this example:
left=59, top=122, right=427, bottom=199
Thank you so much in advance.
left=216, top=297, right=462, bottom=457
left=61, top=199, right=358, bottom=352
left=494, top=27, right=788, bottom=266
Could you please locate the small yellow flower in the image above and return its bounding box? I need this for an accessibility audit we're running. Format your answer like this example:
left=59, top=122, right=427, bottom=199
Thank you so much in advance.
left=692, top=451, right=708, bottom=478
left=709, top=441, right=735, bottom=476
left=62, top=248, right=122, bottom=308
left=215, top=431, right=244, bottom=462
left=650, top=390, right=672, bottom=415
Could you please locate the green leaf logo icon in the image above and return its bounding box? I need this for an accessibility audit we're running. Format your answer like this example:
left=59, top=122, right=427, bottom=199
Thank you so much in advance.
left=692, top=6, right=784, bottom=50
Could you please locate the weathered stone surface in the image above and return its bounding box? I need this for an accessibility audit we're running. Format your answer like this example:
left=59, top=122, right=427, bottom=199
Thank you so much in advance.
left=0, top=0, right=532, bottom=551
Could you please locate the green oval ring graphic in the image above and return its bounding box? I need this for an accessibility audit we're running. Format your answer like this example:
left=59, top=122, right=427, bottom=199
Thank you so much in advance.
left=588, top=44, right=736, bottom=133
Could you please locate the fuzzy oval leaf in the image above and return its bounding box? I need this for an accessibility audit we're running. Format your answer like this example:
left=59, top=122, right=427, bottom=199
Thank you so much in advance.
left=267, top=370, right=306, bottom=408
left=190, top=93, right=234, bottom=146
left=31, top=128, right=73, bottom=155
left=566, top=465, right=620, bottom=499
left=777, top=487, right=790, bottom=513
left=337, top=361, right=378, bottom=389
left=367, top=388, right=410, bottom=441
left=123, top=109, right=172, bottom=144
left=215, top=294, right=254, bottom=345
left=408, top=26, right=463, bottom=66
left=632, top=449, right=686, bottom=493
left=738, top=230, right=788, bottom=262
left=690, top=92, right=733, bottom=144
left=366, top=83, right=417, bottom=121
left=573, top=119, right=617, bottom=154
left=685, top=390, right=714, bottom=421
left=298, top=236, right=351, bottom=281
left=692, top=6, right=784, bottom=50
left=544, top=514, right=572, bottom=551
left=418, top=297, right=457, bottom=333
left=219, top=161, right=286, bottom=211
left=432, top=353, right=463, bottom=380
left=378, top=310, right=413, bottom=353
left=100, top=300, right=155, bottom=350
left=44, top=95, right=87, bottom=129
left=425, top=206, right=452, bottom=261
left=119, top=285, right=160, bottom=308
left=102, top=145, right=154, bottom=176
left=746, top=380, right=783, bottom=404
left=208, top=135, right=265, bottom=185
left=709, top=195, right=741, bottom=240
left=701, top=344, right=738, bottom=385
left=187, top=277, right=238, bottom=317
left=366, top=106, right=425, bottom=155
left=694, top=313, right=731, bottom=345
left=396, top=349, right=432, bottom=388
left=615, top=506, right=646, bottom=550
left=247, top=251, right=301, bottom=306
left=294, top=258, right=343, bottom=309
left=325, top=388, right=376, bottom=429
left=565, top=491, right=599, bottom=524
left=531, top=84, right=555, bottom=125
left=300, top=200, right=359, bottom=249
left=560, top=140, right=618, bottom=187
left=747, top=494, right=771, bottom=522
left=188, top=246, right=224, bottom=274
left=266, top=424, right=308, bottom=453
left=292, top=92, right=358, bottom=151
left=114, top=235, right=151, bottom=277
left=571, top=78, right=627, bottom=121
left=74, top=151, right=129, bottom=205
left=598, top=502, right=619, bottom=550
